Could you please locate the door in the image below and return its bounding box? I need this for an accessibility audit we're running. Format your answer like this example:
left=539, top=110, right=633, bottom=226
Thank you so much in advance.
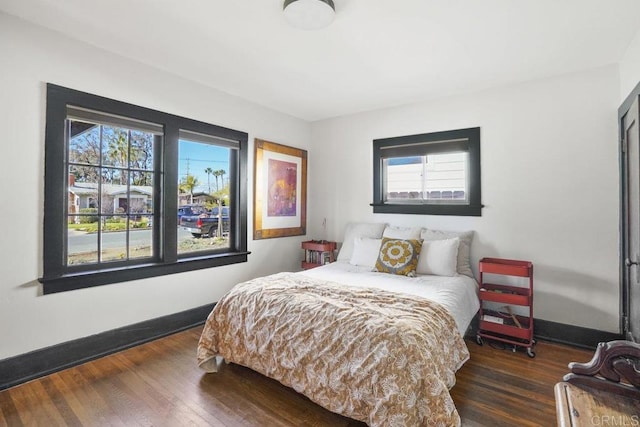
left=623, top=96, right=640, bottom=342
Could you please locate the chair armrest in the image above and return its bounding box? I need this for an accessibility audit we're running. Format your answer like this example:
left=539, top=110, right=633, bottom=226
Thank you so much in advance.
left=564, top=340, right=640, bottom=399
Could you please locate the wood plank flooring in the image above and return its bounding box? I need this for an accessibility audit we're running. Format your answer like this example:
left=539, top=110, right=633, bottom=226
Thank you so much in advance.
left=0, top=326, right=593, bottom=426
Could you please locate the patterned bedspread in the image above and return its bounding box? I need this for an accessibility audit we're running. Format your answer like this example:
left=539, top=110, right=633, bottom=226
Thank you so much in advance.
left=197, top=272, right=469, bottom=426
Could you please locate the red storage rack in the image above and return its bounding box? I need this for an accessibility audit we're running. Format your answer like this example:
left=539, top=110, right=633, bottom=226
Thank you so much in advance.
left=476, top=257, right=535, bottom=357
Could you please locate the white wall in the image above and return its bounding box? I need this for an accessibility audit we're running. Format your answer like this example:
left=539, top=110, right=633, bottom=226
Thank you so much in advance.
left=310, top=65, right=621, bottom=332
left=620, top=27, right=640, bottom=101
left=0, top=13, right=311, bottom=360
left=0, top=10, right=627, bottom=361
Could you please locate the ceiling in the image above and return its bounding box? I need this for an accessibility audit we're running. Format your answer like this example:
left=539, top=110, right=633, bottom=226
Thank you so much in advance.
left=2, top=0, right=640, bottom=121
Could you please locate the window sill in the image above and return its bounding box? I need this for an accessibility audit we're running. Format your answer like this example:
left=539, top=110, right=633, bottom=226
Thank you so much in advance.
left=370, top=203, right=483, bottom=216
left=39, top=251, right=251, bottom=294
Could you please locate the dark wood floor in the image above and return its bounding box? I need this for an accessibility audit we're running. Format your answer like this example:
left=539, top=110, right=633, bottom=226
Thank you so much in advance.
left=0, top=326, right=592, bottom=426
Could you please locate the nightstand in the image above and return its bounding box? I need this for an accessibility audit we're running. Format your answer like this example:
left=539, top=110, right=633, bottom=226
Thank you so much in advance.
left=301, top=240, right=336, bottom=270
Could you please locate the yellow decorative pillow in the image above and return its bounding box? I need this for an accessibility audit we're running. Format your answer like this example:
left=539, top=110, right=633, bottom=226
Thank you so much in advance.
left=374, top=237, right=422, bottom=277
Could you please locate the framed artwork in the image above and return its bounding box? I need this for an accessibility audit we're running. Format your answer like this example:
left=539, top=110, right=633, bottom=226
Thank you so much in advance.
left=253, top=139, right=307, bottom=239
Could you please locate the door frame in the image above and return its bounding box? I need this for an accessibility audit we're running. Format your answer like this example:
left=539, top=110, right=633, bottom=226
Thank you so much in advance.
left=619, top=79, right=640, bottom=341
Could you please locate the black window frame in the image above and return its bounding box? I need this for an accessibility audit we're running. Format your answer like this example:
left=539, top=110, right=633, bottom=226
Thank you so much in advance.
left=41, top=84, right=249, bottom=294
left=372, top=127, right=482, bottom=216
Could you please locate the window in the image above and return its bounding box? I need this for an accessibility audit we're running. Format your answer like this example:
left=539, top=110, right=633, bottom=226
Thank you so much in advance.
left=177, top=131, right=234, bottom=254
left=372, top=127, right=482, bottom=216
left=42, top=84, right=249, bottom=294
left=66, top=107, right=159, bottom=266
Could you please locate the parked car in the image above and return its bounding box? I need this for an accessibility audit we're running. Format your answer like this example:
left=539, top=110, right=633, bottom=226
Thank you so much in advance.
left=178, top=205, right=208, bottom=222
left=180, top=206, right=230, bottom=238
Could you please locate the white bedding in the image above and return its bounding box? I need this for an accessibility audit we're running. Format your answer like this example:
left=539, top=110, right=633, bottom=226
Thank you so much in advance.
left=299, top=261, right=479, bottom=335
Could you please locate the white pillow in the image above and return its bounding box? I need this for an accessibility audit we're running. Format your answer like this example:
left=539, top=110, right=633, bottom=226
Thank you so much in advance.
left=382, top=225, right=422, bottom=240
left=336, top=222, right=387, bottom=262
left=349, top=237, right=382, bottom=268
left=421, top=229, right=474, bottom=277
left=416, top=237, right=460, bottom=276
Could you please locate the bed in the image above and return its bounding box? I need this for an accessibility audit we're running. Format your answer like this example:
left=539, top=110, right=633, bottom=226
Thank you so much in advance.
left=197, top=224, right=480, bottom=426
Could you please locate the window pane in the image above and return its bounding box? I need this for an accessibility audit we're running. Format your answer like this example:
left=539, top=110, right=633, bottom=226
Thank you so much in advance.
left=101, top=216, right=128, bottom=262
left=68, top=165, right=100, bottom=215
left=67, top=219, right=98, bottom=265
left=129, top=130, right=154, bottom=171
left=101, top=126, right=129, bottom=168
left=101, top=168, right=129, bottom=214
left=130, top=215, right=153, bottom=260
left=385, top=152, right=468, bottom=203
left=177, top=138, right=231, bottom=254
left=129, top=171, right=153, bottom=213
left=386, top=156, right=424, bottom=199
left=69, top=121, right=100, bottom=165
left=68, top=163, right=101, bottom=190
left=131, top=171, right=154, bottom=214
left=425, top=152, right=467, bottom=200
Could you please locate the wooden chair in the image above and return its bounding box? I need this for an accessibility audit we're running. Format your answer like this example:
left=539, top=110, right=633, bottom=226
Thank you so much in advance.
left=554, top=340, right=640, bottom=426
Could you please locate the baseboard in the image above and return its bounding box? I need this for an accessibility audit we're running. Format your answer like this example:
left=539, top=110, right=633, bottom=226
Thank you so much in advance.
left=533, top=318, right=623, bottom=349
left=465, top=314, right=623, bottom=350
left=0, top=303, right=214, bottom=391
left=2, top=306, right=623, bottom=392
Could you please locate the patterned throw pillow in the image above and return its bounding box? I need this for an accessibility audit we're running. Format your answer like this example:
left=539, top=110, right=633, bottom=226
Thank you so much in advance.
left=374, top=237, right=422, bottom=277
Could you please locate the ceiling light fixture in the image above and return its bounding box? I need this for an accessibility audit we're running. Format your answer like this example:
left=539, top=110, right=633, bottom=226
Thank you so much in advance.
left=283, top=0, right=335, bottom=31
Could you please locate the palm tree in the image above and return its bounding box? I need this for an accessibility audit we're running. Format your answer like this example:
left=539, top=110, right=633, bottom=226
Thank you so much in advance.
left=106, top=129, right=129, bottom=184
left=179, top=174, right=200, bottom=204
left=213, top=170, right=223, bottom=192
left=215, top=169, right=226, bottom=191
left=204, top=167, right=214, bottom=193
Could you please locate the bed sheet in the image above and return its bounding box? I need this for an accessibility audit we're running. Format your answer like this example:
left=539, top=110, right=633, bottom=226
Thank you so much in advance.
left=299, top=261, right=479, bottom=335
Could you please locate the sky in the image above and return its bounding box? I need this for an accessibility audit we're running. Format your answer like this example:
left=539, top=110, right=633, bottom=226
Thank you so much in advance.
left=178, top=140, right=230, bottom=194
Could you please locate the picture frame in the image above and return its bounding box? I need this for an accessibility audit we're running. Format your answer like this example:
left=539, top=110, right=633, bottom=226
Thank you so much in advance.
left=253, top=139, right=307, bottom=239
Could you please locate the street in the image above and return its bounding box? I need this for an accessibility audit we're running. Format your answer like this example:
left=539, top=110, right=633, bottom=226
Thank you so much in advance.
left=68, top=227, right=192, bottom=253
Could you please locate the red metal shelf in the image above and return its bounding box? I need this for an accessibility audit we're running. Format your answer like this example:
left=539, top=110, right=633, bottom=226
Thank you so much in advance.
left=479, top=257, right=533, bottom=277
left=479, top=283, right=532, bottom=306
left=477, top=257, right=535, bottom=357
left=479, top=315, right=532, bottom=340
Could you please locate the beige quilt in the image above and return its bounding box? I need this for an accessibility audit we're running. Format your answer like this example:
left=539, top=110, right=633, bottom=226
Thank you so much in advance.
left=197, top=272, right=469, bottom=426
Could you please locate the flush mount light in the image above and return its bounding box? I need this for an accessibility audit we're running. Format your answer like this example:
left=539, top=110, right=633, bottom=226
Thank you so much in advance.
left=283, top=0, right=336, bottom=31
